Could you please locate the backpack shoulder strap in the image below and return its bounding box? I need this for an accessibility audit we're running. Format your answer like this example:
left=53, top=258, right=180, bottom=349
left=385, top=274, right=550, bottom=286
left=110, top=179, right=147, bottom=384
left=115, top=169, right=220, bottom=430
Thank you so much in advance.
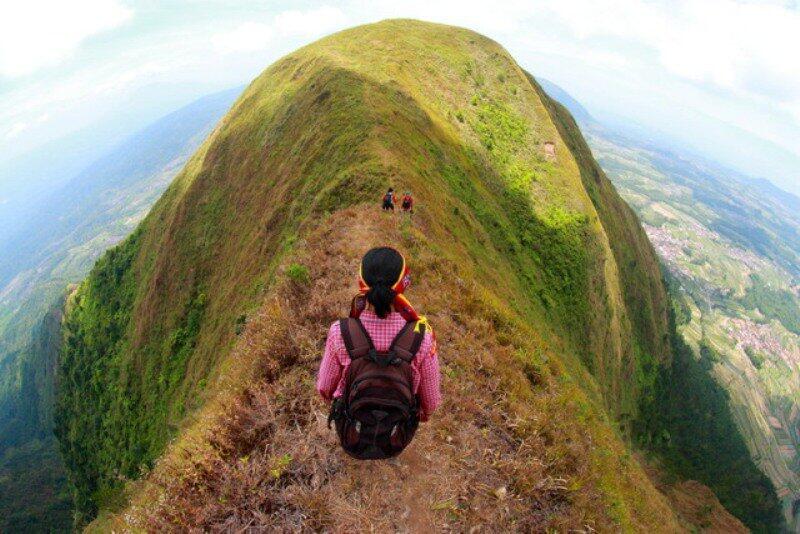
left=339, top=318, right=374, bottom=360
left=390, top=320, right=426, bottom=363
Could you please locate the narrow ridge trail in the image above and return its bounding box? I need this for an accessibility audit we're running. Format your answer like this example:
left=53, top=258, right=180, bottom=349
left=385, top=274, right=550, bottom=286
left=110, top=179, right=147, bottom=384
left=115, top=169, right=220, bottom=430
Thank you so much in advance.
left=94, top=206, right=722, bottom=533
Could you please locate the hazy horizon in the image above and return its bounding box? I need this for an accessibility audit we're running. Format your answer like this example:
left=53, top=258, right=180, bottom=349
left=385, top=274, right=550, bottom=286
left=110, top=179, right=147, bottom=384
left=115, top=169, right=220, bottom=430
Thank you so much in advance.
left=2, top=1, right=799, bottom=197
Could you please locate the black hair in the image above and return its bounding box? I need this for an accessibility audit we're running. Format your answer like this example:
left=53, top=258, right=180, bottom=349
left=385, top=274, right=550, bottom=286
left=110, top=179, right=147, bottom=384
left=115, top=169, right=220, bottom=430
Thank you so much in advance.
left=387, top=188, right=394, bottom=192
left=361, top=247, right=403, bottom=318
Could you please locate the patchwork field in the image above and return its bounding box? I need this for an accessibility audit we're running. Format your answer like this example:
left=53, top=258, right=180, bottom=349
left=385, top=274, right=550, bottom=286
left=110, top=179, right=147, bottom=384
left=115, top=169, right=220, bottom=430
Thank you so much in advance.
left=587, top=127, right=800, bottom=526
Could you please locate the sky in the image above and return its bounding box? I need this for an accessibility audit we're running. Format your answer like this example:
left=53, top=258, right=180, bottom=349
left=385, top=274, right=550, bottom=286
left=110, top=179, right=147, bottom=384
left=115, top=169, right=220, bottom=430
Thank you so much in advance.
left=1, top=0, right=799, bottom=195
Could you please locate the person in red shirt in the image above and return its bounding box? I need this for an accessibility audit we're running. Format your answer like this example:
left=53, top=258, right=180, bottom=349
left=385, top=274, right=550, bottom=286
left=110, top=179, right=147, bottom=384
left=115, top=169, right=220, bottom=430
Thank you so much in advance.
left=401, top=191, right=414, bottom=213
left=317, top=247, right=441, bottom=458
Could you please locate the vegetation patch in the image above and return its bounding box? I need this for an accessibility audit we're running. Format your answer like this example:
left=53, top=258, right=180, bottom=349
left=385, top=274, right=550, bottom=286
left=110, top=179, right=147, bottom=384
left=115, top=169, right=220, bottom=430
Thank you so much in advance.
left=635, top=307, right=783, bottom=533
left=740, top=274, right=800, bottom=335
left=286, top=263, right=310, bottom=285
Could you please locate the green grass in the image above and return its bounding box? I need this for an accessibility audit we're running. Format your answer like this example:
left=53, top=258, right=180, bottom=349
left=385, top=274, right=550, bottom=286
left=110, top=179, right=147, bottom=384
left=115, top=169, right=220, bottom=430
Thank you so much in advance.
left=635, top=304, right=783, bottom=533
left=55, top=230, right=142, bottom=523
left=286, top=263, right=310, bottom=284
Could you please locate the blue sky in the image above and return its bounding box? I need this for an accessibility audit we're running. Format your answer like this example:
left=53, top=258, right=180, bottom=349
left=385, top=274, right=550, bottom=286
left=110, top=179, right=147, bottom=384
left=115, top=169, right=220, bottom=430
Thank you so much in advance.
left=1, top=0, right=799, bottom=194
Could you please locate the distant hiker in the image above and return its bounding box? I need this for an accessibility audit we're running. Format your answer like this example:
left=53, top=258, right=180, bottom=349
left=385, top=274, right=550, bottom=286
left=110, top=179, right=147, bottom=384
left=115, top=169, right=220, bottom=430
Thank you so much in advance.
left=317, top=247, right=441, bottom=459
left=401, top=191, right=414, bottom=213
left=382, top=188, right=395, bottom=211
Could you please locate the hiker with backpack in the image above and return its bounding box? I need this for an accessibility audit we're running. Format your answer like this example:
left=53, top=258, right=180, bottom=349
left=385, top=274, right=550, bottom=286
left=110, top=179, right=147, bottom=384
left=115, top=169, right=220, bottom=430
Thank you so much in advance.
left=401, top=191, right=414, bottom=213
left=381, top=188, right=395, bottom=211
left=316, top=247, right=441, bottom=459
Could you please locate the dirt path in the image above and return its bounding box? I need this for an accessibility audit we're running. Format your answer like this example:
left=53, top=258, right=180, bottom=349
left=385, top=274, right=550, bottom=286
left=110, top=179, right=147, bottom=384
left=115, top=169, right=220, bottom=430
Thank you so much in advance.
left=397, top=441, right=437, bottom=532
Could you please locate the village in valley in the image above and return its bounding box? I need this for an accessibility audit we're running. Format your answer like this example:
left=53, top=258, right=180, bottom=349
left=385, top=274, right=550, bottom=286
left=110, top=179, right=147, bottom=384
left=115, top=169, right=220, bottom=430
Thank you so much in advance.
left=586, top=129, right=800, bottom=518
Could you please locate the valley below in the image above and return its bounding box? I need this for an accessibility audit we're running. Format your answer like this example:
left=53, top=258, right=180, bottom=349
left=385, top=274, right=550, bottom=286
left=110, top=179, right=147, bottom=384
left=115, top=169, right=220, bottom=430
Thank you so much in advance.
left=584, top=124, right=800, bottom=528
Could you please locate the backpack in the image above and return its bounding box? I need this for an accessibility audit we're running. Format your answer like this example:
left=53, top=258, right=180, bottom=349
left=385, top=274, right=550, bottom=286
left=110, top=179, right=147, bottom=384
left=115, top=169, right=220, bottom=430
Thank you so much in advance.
left=402, top=195, right=412, bottom=209
left=383, top=192, right=393, bottom=205
left=329, top=317, right=425, bottom=460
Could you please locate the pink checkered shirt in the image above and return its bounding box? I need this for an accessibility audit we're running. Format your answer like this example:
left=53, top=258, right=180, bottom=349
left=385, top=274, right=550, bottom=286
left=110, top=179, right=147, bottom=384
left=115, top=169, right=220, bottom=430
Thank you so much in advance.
left=316, top=310, right=441, bottom=421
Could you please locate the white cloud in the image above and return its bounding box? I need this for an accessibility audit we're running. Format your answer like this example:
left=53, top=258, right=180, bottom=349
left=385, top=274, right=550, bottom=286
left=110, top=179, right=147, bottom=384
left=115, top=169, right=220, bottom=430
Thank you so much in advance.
left=211, top=22, right=273, bottom=53
left=1, top=111, right=48, bottom=140
left=212, top=6, right=348, bottom=54
left=541, top=0, right=800, bottom=117
left=1, top=0, right=798, bottom=183
left=91, top=61, right=170, bottom=94
left=0, top=0, right=133, bottom=77
left=274, top=6, right=348, bottom=38
left=3, top=121, right=28, bottom=140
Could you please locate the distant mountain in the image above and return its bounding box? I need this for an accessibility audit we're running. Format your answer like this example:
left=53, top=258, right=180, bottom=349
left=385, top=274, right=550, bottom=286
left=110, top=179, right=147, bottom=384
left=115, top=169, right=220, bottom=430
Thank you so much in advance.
left=740, top=175, right=800, bottom=215
left=541, top=78, right=800, bottom=528
left=0, top=130, right=122, bottom=238
left=0, top=87, right=243, bottom=290
left=537, top=78, right=594, bottom=125
left=0, top=86, right=241, bottom=533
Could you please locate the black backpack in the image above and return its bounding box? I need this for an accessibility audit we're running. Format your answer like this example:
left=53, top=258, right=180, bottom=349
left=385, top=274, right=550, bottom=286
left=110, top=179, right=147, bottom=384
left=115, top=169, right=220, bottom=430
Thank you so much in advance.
left=328, top=317, right=425, bottom=460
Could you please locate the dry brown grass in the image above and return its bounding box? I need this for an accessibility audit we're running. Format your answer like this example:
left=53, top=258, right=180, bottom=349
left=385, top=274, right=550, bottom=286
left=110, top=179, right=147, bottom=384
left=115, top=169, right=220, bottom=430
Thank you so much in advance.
left=86, top=206, right=729, bottom=533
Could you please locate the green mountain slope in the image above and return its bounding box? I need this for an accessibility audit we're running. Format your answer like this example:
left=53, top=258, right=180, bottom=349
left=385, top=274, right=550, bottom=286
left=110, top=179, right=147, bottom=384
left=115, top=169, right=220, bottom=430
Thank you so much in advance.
left=584, top=125, right=800, bottom=529
left=55, top=20, right=775, bottom=531
left=0, top=88, right=239, bottom=533
left=542, top=80, right=791, bottom=532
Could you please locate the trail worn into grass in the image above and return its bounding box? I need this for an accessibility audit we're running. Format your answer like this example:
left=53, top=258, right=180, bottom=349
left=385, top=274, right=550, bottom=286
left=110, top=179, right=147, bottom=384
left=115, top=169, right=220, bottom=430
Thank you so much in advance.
left=83, top=206, right=744, bottom=533
left=132, top=207, right=558, bottom=531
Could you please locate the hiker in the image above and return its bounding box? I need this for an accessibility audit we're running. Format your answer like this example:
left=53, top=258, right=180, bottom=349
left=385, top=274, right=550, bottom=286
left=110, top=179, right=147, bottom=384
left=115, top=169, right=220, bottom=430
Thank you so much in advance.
left=401, top=191, right=414, bottom=213
left=317, top=247, right=441, bottom=459
left=381, top=188, right=395, bottom=211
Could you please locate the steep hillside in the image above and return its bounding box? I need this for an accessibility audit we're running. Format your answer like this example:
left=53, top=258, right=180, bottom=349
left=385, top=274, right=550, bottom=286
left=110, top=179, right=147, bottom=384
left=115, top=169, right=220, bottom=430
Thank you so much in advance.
left=0, top=305, right=71, bottom=532
left=0, top=88, right=239, bottom=532
left=583, top=125, right=799, bottom=528
left=538, top=83, right=785, bottom=531
left=57, top=20, right=752, bottom=530
left=0, top=88, right=239, bottom=448
left=538, top=78, right=795, bottom=528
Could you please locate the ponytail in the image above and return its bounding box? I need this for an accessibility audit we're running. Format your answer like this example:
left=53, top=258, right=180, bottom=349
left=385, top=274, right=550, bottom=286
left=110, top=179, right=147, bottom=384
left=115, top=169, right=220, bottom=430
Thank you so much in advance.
left=366, top=284, right=396, bottom=318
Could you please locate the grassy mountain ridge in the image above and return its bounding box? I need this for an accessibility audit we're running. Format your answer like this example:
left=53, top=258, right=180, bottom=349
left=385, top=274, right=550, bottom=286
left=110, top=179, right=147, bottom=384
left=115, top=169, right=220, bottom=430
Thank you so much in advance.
left=91, top=206, right=740, bottom=532
left=0, top=88, right=239, bottom=533
left=531, top=76, right=669, bottom=423
left=55, top=20, right=766, bottom=530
